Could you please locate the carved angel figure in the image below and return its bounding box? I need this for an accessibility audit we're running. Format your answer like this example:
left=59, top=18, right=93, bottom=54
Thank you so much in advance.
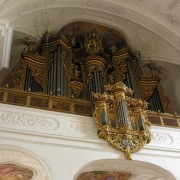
left=72, top=64, right=81, bottom=81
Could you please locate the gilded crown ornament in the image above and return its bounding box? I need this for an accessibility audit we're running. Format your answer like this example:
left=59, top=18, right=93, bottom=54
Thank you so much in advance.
left=92, top=82, right=151, bottom=160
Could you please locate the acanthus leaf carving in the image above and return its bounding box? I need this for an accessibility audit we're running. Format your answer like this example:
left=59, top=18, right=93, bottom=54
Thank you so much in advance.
left=84, top=0, right=127, bottom=16
left=32, top=12, right=50, bottom=38
left=0, top=0, right=13, bottom=15
left=66, top=120, right=96, bottom=135
left=0, top=111, right=59, bottom=130
left=151, top=132, right=173, bottom=145
left=19, top=0, right=56, bottom=16
left=153, top=0, right=180, bottom=26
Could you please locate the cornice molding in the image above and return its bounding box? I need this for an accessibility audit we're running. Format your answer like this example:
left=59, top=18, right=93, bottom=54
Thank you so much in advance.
left=0, top=103, right=180, bottom=156
left=0, top=110, right=59, bottom=130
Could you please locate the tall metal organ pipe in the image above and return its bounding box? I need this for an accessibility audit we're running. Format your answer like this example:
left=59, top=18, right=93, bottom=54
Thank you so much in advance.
left=46, top=45, right=68, bottom=97
left=87, top=67, right=105, bottom=100
left=57, top=46, right=61, bottom=96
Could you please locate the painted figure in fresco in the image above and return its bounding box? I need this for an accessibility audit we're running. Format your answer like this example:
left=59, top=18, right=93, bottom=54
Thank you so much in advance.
left=77, top=171, right=132, bottom=180
left=0, top=164, right=33, bottom=180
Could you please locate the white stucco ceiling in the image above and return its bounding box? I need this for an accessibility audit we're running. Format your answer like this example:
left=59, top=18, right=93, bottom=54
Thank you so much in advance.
left=0, top=0, right=180, bottom=114
left=0, top=0, right=180, bottom=64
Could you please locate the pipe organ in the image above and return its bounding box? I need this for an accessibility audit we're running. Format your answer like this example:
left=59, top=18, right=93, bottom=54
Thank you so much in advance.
left=24, top=67, right=43, bottom=92
left=7, top=22, right=170, bottom=114
left=46, top=45, right=68, bottom=97
left=2, top=21, right=175, bottom=159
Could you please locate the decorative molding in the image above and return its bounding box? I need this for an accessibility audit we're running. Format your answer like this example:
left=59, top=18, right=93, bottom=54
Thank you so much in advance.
left=140, top=37, right=162, bottom=56
left=66, top=120, right=96, bottom=135
left=153, top=0, right=180, bottom=26
left=153, top=24, right=180, bottom=49
left=0, top=0, right=13, bottom=15
left=167, top=13, right=180, bottom=26
left=0, top=110, right=59, bottom=130
left=121, top=0, right=149, bottom=4
left=151, top=133, right=173, bottom=145
left=0, top=150, right=23, bottom=162
left=153, top=24, right=177, bottom=42
left=19, top=0, right=56, bottom=16
left=33, top=11, right=50, bottom=37
left=132, top=174, right=156, bottom=180
left=84, top=0, right=127, bottom=16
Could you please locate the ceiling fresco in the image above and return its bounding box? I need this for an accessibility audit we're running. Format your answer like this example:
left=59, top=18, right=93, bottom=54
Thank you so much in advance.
left=77, top=171, right=132, bottom=180
left=0, top=164, right=34, bottom=180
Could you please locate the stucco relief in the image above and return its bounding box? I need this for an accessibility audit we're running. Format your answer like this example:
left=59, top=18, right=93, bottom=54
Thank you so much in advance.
left=153, top=24, right=180, bottom=49
left=132, top=174, right=157, bottom=180
left=66, top=120, right=96, bottom=135
left=0, top=151, right=23, bottom=162
left=140, top=37, right=162, bottom=56
left=153, top=0, right=180, bottom=26
left=0, top=0, right=13, bottom=15
left=84, top=0, right=127, bottom=16
left=151, top=132, right=173, bottom=145
left=33, top=12, right=50, bottom=37
left=19, top=0, right=56, bottom=16
left=0, top=111, right=59, bottom=130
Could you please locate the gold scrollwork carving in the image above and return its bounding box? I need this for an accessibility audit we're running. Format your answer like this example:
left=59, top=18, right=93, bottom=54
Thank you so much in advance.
left=70, top=81, right=84, bottom=99
left=112, top=52, right=128, bottom=82
left=93, top=82, right=151, bottom=160
left=84, top=56, right=106, bottom=80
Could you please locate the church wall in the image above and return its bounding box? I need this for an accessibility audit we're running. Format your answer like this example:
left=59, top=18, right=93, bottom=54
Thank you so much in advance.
left=0, top=103, right=179, bottom=180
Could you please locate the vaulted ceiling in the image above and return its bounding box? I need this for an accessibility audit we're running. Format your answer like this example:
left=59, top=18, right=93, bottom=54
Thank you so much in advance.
left=0, top=0, right=180, bottom=63
left=0, top=0, right=180, bottom=113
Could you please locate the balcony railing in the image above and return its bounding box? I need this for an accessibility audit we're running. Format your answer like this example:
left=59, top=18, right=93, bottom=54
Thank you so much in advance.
left=0, top=88, right=92, bottom=116
left=0, top=88, right=179, bottom=128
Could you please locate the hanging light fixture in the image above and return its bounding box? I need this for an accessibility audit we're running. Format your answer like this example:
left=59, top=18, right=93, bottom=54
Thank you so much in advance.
left=92, top=81, right=151, bottom=160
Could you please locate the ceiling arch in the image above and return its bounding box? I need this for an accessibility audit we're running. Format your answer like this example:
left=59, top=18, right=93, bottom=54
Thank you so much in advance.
left=74, top=159, right=176, bottom=180
left=0, top=0, right=180, bottom=66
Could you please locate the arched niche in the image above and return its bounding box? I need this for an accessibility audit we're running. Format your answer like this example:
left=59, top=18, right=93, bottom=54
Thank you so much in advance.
left=74, top=159, right=176, bottom=180
left=0, top=145, right=51, bottom=180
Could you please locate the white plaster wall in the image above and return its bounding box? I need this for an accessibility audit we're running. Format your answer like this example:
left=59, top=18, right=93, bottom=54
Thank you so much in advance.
left=0, top=103, right=179, bottom=180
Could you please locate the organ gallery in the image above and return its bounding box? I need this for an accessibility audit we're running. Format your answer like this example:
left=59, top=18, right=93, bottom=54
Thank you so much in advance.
left=0, top=22, right=177, bottom=159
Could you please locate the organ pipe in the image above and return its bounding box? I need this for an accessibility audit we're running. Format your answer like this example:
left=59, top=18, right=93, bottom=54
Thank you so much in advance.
left=50, top=62, right=54, bottom=94
left=18, top=28, right=166, bottom=113
left=53, top=51, right=57, bottom=95
left=57, top=46, right=61, bottom=96
left=117, top=100, right=130, bottom=127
